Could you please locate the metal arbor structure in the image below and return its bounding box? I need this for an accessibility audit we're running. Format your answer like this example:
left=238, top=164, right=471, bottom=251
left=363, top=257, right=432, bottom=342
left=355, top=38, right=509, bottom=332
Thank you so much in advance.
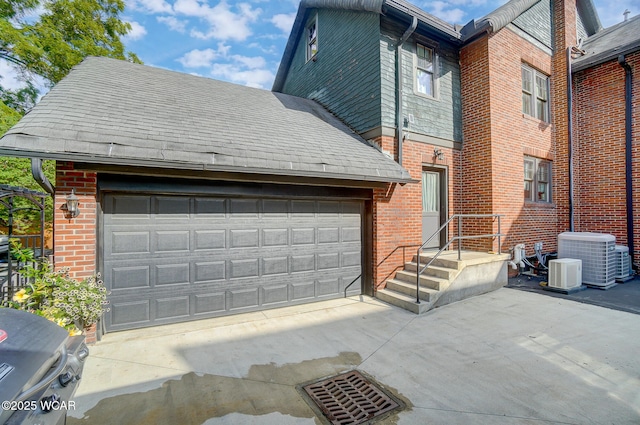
left=0, top=184, right=49, bottom=302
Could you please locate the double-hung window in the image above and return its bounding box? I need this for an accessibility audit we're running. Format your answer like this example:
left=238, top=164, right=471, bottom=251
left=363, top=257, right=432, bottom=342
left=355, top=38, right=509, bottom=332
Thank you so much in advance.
left=524, top=156, right=551, bottom=203
left=306, top=16, right=318, bottom=62
left=521, top=64, right=549, bottom=122
left=416, top=44, right=434, bottom=97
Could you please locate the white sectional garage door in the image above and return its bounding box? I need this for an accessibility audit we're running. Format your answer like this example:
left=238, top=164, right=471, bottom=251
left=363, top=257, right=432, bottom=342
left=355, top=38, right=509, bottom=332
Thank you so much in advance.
left=102, top=193, right=363, bottom=331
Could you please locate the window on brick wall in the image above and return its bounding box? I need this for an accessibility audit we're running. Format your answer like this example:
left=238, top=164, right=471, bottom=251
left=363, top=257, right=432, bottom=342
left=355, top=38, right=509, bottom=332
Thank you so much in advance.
left=524, top=156, right=551, bottom=203
left=521, top=64, right=549, bottom=122
left=415, top=44, right=435, bottom=97
left=306, top=15, right=318, bottom=62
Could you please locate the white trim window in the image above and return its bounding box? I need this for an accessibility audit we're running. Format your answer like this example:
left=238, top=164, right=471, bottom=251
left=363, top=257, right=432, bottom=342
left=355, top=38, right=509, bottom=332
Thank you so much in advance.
left=416, top=44, right=435, bottom=97
left=521, top=64, right=549, bottom=122
left=306, top=15, right=318, bottom=62
left=524, top=156, right=552, bottom=203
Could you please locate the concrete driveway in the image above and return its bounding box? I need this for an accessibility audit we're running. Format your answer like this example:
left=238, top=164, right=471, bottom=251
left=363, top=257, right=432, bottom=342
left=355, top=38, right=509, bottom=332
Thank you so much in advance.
left=67, top=287, right=640, bottom=424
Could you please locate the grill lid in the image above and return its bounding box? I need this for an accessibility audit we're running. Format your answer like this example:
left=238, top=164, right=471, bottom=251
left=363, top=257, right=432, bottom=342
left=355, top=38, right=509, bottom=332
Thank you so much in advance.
left=0, top=308, right=69, bottom=406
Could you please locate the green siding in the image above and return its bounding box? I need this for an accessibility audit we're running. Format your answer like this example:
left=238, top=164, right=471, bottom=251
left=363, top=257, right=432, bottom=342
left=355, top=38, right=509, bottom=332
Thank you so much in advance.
left=380, top=30, right=462, bottom=142
left=280, top=9, right=381, bottom=134
left=576, top=9, right=588, bottom=42
left=512, top=0, right=552, bottom=50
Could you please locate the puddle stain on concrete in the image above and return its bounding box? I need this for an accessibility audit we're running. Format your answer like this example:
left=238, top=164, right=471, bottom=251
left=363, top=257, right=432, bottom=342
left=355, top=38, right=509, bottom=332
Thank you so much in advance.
left=68, top=351, right=413, bottom=425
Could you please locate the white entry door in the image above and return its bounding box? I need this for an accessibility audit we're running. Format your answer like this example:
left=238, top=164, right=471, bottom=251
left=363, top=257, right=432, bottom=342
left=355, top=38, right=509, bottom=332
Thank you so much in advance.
left=422, top=170, right=443, bottom=249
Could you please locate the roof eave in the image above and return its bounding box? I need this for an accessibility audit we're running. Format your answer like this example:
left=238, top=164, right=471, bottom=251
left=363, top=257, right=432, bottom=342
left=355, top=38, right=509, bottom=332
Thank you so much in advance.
left=0, top=134, right=414, bottom=186
left=572, top=43, right=640, bottom=72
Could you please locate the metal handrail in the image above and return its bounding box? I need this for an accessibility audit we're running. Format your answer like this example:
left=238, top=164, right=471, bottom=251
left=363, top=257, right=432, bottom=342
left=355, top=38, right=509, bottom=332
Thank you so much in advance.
left=416, top=214, right=504, bottom=303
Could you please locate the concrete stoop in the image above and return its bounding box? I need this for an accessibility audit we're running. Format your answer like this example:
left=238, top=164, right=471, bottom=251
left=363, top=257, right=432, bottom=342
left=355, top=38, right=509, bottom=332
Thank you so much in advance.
left=376, top=250, right=510, bottom=314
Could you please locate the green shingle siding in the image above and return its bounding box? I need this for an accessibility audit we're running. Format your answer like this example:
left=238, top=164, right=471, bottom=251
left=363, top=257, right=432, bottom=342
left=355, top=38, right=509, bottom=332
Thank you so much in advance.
left=512, top=0, right=552, bottom=50
left=380, top=31, right=462, bottom=142
left=280, top=9, right=381, bottom=134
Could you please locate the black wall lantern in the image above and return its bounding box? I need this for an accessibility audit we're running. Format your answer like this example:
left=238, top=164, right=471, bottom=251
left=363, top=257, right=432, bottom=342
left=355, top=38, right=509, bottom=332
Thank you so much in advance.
left=63, top=189, right=80, bottom=218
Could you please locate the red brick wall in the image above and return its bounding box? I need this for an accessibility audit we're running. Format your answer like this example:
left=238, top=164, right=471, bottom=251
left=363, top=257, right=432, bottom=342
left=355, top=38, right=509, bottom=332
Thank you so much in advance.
left=573, top=51, right=640, bottom=266
left=461, top=30, right=556, bottom=256
left=459, top=0, right=577, bottom=258
left=54, top=162, right=98, bottom=279
left=371, top=136, right=461, bottom=288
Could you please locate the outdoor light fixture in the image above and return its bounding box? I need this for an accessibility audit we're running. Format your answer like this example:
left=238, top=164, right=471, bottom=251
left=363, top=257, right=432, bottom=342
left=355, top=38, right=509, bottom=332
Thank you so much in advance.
left=433, top=148, right=444, bottom=160
left=64, top=189, right=80, bottom=218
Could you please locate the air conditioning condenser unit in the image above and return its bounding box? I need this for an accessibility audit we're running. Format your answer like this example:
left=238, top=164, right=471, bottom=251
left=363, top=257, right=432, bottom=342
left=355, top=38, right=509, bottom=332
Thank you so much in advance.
left=548, top=259, right=582, bottom=290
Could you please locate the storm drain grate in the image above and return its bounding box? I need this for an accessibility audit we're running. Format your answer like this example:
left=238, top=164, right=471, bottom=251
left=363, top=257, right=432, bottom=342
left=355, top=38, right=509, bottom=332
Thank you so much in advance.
left=302, top=370, right=401, bottom=425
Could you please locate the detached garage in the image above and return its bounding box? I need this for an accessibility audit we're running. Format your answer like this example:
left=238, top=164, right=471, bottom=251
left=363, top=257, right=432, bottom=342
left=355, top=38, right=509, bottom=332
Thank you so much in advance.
left=0, top=57, right=411, bottom=333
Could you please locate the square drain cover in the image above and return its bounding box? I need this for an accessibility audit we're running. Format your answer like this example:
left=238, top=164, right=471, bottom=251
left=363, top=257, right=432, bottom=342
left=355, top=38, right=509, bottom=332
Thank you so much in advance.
left=302, top=370, right=401, bottom=425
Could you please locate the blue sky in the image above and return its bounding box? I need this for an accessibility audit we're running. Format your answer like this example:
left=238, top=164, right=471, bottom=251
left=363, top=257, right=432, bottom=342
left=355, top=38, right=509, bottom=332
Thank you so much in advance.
left=0, top=0, right=636, bottom=93
left=120, top=0, right=636, bottom=89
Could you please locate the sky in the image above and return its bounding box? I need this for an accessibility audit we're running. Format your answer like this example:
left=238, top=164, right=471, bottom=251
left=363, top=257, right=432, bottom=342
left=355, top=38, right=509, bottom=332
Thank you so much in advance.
left=0, top=0, right=636, bottom=94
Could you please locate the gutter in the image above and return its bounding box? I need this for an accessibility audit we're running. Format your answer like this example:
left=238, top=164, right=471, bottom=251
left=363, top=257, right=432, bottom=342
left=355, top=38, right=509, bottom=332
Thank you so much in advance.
left=30, top=158, right=55, bottom=195
left=396, top=16, right=418, bottom=166
left=567, top=47, right=574, bottom=231
left=618, top=54, right=635, bottom=269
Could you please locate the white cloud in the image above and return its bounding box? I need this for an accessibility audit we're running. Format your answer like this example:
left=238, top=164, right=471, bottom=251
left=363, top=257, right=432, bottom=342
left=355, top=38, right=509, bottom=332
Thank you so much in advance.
left=125, top=21, right=147, bottom=40
left=176, top=0, right=261, bottom=41
left=178, top=43, right=231, bottom=68
left=230, top=55, right=266, bottom=69
left=211, top=63, right=274, bottom=89
left=0, top=61, right=27, bottom=92
left=129, top=0, right=172, bottom=14
left=157, top=15, right=188, bottom=33
left=270, top=12, right=296, bottom=34
left=428, top=1, right=466, bottom=23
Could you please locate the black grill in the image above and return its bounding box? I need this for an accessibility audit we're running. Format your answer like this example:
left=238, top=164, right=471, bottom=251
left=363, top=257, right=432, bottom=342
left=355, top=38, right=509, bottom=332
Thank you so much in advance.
left=302, top=371, right=401, bottom=425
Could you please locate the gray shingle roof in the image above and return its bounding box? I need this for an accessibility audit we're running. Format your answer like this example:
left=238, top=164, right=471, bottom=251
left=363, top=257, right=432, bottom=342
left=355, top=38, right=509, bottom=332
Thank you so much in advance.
left=0, top=57, right=411, bottom=184
left=572, top=13, right=640, bottom=72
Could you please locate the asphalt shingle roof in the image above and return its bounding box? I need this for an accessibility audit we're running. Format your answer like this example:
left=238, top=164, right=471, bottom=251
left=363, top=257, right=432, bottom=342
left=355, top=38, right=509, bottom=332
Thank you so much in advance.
left=1, top=57, right=411, bottom=184
left=572, top=14, right=640, bottom=72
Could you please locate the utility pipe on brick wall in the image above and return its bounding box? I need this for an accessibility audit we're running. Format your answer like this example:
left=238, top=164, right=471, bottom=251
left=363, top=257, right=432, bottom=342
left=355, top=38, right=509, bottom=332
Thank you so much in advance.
left=396, top=16, right=417, bottom=166
left=566, top=47, right=575, bottom=232
left=618, top=54, right=635, bottom=268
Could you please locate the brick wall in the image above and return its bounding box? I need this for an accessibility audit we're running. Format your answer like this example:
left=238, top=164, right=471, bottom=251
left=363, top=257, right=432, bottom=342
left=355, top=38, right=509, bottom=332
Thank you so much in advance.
left=573, top=51, right=640, bottom=266
left=371, top=135, right=460, bottom=288
left=459, top=0, right=577, bottom=257
left=54, top=162, right=97, bottom=279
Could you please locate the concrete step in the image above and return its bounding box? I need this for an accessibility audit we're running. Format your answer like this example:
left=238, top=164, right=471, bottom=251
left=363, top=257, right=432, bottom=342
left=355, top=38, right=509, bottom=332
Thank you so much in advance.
left=376, top=288, right=433, bottom=314
left=394, top=270, right=448, bottom=290
left=412, top=253, right=463, bottom=270
left=403, top=262, right=458, bottom=280
left=385, top=278, right=437, bottom=301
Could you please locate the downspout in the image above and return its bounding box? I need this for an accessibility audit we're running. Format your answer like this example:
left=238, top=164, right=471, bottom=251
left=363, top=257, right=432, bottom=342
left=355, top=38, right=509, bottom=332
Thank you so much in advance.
left=396, top=16, right=417, bottom=165
left=30, top=158, right=55, bottom=195
left=618, top=54, right=635, bottom=269
left=566, top=47, right=574, bottom=231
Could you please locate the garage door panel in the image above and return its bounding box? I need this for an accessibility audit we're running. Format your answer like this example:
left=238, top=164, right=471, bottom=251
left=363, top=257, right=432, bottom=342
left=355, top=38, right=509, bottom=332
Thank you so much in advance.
left=156, top=196, right=190, bottom=218
left=318, top=227, right=340, bottom=243
left=106, top=195, right=151, bottom=218
left=110, top=265, right=150, bottom=290
left=194, top=292, right=226, bottom=314
left=156, top=231, right=190, bottom=252
left=262, top=228, right=288, bottom=246
left=194, top=261, right=226, bottom=282
left=155, top=263, right=190, bottom=286
left=110, top=231, right=150, bottom=254
left=228, top=288, right=259, bottom=310
left=230, top=229, right=259, bottom=248
left=262, top=256, right=288, bottom=276
left=156, top=296, right=190, bottom=319
left=111, top=300, right=150, bottom=326
left=261, top=284, right=289, bottom=305
left=291, top=280, right=316, bottom=300
left=292, top=228, right=315, bottom=245
left=229, top=199, right=259, bottom=216
left=195, top=230, right=226, bottom=250
left=103, top=194, right=363, bottom=331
